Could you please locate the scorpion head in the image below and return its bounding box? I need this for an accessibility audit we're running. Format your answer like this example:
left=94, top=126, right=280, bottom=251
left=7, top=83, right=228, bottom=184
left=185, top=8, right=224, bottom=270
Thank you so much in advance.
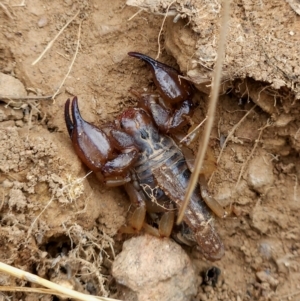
left=117, top=108, right=159, bottom=150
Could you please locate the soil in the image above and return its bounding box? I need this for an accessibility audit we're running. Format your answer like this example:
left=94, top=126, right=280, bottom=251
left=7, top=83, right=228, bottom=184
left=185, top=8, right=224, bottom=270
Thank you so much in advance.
left=0, top=0, right=300, bottom=301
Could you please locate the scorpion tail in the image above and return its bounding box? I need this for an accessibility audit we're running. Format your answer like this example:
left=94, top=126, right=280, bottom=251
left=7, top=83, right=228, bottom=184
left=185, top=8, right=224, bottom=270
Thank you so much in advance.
left=195, top=225, right=225, bottom=261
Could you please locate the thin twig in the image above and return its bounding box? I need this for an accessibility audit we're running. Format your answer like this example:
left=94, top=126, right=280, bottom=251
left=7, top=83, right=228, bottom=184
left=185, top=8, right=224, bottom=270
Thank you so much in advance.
left=27, top=196, right=55, bottom=239
left=0, top=262, right=121, bottom=301
left=11, top=0, right=26, bottom=7
left=180, top=116, right=207, bottom=144
left=128, top=8, right=144, bottom=21
left=32, top=10, right=80, bottom=66
left=52, top=20, right=82, bottom=101
left=0, top=2, right=13, bottom=19
left=155, top=1, right=175, bottom=60
left=177, top=0, right=231, bottom=224
left=292, top=174, right=298, bottom=202
left=0, top=95, right=54, bottom=101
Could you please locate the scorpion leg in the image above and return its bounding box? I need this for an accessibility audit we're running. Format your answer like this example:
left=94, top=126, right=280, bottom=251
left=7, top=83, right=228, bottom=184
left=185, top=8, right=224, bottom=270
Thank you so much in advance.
left=158, top=209, right=175, bottom=237
left=198, top=174, right=228, bottom=218
left=181, top=146, right=227, bottom=218
left=141, top=210, right=175, bottom=238
left=122, top=182, right=147, bottom=232
left=130, top=90, right=194, bottom=132
left=65, top=97, right=139, bottom=186
left=146, top=97, right=194, bottom=133
left=121, top=182, right=175, bottom=238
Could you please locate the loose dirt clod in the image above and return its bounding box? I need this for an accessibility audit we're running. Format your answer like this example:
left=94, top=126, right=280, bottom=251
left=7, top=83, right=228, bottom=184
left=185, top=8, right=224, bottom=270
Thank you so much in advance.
left=247, top=150, right=274, bottom=194
left=0, top=72, right=27, bottom=98
left=112, top=235, right=197, bottom=301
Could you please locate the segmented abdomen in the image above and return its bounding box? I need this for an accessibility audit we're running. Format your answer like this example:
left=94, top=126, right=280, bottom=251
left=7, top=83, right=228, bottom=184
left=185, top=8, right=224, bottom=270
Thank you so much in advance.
left=133, top=133, right=224, bottom=260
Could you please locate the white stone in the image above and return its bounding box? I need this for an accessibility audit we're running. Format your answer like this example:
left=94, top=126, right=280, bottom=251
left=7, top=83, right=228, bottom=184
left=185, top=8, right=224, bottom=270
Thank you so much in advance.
left=112, top=235, right=197, bottom=301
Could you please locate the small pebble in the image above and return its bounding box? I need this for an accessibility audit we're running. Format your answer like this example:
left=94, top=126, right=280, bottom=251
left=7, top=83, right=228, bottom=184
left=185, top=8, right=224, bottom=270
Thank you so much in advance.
left=256, top=271, right=279, bottom=286
left=2, top=179, right=13, bottom=188
left=15, top=120, right=24, bottom=127
left=197, top=293, right=208, bottom=301
left=259, top=241, right=272, bottom=259
left=203, top=285, right=214, bottom=294
left=65, top=86, right=75, bottom=95
left=38, top=16, right=48, bottom=28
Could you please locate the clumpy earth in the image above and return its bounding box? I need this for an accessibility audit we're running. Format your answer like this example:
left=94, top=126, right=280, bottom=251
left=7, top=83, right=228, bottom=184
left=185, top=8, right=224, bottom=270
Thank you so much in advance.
left=0, top=0, right=300, bottom=300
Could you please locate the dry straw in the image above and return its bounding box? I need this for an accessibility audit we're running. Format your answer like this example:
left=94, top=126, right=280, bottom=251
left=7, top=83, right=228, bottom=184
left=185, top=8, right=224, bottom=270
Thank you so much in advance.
left=177, top=0, right=231, bottom=224
left=32, top=11, right=80, bottom=66
left=0, top=262, right=121, bottom=301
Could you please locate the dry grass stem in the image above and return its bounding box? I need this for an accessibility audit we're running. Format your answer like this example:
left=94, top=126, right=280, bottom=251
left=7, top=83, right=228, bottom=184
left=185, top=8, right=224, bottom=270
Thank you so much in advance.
left=292, top=174, right=298, bottom=202
left=0, top=262, right=121, bottom=301
left=11, top=0, right=26, bottom=7
left=180, top=116, right=207, bottom=144
left=0, top=286, right=66, bottom=298
left=0, top=2, right=13, bottom=19
left=128, top=8, right=144, bottom=21
left=278, top=289, right=300, bottom=299
left=141, top=183, right=177, bottom=211
left=155, top=1, right=176, bottom=60
left=32, top=10, right=80, bottom=66
left=52, top=20, right=82, bottom=101
left=177, top=0, right=231, bottom=224
left=217, top=105, right=257, bottom=164
left=0, top=95, right=54, bottom=101
left=27, top=195, right=55, bottom=238
left=294, top=127, right=300, bottom=140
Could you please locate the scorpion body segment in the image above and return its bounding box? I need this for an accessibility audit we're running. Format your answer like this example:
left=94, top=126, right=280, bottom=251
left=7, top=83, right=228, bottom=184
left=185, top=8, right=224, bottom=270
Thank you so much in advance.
left=64, top=52, right=225, bottom=261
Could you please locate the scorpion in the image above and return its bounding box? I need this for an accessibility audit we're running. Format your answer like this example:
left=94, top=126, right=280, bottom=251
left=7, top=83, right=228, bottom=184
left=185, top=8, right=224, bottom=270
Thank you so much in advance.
left=64, top=52, right=225, bottom=261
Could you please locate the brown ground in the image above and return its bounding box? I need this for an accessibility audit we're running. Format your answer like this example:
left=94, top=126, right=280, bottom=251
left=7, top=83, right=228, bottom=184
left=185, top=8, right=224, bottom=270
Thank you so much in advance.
left=0, top=0, right=300, bottom=300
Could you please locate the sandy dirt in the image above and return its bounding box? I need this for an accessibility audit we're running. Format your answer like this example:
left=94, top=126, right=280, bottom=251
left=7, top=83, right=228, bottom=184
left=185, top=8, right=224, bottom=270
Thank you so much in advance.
left=0, top=0, right=300, bottom=300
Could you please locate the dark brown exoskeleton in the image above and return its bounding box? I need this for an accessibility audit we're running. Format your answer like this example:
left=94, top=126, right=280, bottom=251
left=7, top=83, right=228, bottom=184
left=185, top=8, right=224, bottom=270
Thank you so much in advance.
left=64, top=52, right=225, bottom=261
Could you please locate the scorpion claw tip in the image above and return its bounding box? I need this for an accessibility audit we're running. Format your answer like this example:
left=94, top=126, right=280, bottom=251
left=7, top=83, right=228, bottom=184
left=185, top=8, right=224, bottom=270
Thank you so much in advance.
left=64, top=98, right=74, bottom=137
left=127, top=51, right=141, bottom=58
left=128, top=52, right=157, bottom=67
left=71, top=96, right=83, bottom=125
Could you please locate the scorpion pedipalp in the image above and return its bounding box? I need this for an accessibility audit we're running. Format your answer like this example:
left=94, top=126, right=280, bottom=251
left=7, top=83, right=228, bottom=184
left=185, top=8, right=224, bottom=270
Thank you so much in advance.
left=65, top=96, right=114, bottom=172
left=129, top=52, right=195, bottom=132
left=128, top=52, right=193, bottom=104
left=64, top=97, right=139, bottom=185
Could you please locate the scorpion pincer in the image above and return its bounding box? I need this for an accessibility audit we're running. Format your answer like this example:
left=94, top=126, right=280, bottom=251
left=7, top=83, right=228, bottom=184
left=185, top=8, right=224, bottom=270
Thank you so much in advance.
left=64, top=52, right=225, bottom=261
